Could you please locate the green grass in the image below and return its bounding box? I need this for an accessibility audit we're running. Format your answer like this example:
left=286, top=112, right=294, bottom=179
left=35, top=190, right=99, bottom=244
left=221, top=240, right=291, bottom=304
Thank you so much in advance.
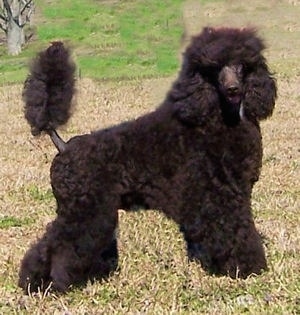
left=0, top=0, right=185, bottom=83
left=0, top=216, right=34, bottom=229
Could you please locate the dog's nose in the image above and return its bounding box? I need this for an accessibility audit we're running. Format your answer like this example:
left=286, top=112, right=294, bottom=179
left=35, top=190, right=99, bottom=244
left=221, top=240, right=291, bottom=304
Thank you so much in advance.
left=227, top=86, right=239, bottom=95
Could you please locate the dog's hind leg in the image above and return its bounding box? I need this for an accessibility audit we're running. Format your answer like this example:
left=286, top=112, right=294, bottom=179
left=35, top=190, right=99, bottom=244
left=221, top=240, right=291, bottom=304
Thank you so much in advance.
left=19, top=206, right=119, bottom=293
left=49, top=209, right=119, bottom=292
left=18, top=234, right=52, bottom=293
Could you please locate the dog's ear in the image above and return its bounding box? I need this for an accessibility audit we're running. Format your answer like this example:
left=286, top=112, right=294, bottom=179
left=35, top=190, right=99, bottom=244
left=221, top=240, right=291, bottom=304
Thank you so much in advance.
left=170, top=72, right=221, bottom=127
left=243, top=64, right=277, bottom=121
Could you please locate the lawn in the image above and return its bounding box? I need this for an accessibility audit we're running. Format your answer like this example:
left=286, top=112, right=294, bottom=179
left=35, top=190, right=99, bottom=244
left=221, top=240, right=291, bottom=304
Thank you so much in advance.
left=0, top=0, right=184, bottom=83
left=0, top=0, right=299, bottom=314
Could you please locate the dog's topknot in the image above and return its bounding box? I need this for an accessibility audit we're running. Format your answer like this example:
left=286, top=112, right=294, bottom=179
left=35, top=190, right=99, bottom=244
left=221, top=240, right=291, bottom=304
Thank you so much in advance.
left=184, top=27, right=266, bottom=72
left=23, top=41, right=76, bottom=136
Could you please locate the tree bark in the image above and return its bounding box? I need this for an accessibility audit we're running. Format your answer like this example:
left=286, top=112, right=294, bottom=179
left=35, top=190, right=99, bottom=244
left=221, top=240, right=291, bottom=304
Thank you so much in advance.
left=1, top=0, right=34, bottom=55
left=6, top=0, right=24, bottom=55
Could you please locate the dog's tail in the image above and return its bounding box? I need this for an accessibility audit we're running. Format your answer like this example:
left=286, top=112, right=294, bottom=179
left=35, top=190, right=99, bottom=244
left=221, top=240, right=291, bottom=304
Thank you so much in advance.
left=23, top=41, right=76, bottom=153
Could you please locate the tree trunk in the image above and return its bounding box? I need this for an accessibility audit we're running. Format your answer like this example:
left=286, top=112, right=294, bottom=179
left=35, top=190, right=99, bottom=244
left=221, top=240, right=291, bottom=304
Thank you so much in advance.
left=6, top=0, right=24, bottom=55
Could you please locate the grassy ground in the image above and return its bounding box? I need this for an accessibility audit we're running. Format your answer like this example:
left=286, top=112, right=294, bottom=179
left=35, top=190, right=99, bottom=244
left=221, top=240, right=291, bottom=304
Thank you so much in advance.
left=0, top=0, right=299, bottom=314
left=0, top=0, right=184, bottom=83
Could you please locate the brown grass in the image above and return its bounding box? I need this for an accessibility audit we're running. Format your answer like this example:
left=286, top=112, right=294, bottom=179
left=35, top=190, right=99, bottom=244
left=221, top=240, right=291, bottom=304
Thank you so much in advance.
left=0, top=0, right=299, bottom=314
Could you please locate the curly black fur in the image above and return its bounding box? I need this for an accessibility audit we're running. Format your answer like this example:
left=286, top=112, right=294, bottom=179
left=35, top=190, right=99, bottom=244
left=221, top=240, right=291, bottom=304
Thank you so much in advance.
left=19, top=27, right=277, bottom=294
left=23, top=41, right=76, bottom=136
left=173, top=27, right=276, bottom=126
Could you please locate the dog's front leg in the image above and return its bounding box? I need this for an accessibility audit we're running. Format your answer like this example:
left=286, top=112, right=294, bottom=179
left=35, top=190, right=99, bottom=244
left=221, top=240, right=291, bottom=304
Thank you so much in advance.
left=180, top=197, right=267, bottom=279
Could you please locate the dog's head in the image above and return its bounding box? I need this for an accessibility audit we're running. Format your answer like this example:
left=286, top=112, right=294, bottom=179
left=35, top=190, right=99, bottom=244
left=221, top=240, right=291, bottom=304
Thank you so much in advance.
left=172, top=27, right=277, bottom=127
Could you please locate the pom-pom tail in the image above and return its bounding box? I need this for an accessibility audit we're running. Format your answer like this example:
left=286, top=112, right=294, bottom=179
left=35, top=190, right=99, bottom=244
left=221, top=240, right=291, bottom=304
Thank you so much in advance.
left=23, top=41, right=76, bottom=137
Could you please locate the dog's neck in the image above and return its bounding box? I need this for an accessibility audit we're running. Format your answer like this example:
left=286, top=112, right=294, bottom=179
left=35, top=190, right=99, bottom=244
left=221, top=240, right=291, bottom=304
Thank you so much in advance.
left=219, top=95, right=242, bottom=127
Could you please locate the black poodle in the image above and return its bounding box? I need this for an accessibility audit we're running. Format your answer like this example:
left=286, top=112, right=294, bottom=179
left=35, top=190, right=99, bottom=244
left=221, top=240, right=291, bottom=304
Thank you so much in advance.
left=19, top=27, right=277, bottom=293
